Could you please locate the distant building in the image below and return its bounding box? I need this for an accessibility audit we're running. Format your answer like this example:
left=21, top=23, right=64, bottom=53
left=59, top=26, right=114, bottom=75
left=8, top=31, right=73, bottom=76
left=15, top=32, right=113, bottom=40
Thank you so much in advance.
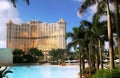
left=0, top=48, right=13, bottom=65
left=6, top=18, right=66, bottom=56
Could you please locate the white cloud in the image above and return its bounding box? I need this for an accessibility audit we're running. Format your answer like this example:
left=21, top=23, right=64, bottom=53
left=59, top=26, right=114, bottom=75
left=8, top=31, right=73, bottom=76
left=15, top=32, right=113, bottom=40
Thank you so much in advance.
left=100, top=3, right=114, bottom=22
left=100, top=15, right=107, bottom=22
left=67, top=38, right=72, bottom=45
left=0, top=0, right=23, bottom=48
left=87, top=4, right=97, bottom=21
left=77, top=2, right=114, bottom=22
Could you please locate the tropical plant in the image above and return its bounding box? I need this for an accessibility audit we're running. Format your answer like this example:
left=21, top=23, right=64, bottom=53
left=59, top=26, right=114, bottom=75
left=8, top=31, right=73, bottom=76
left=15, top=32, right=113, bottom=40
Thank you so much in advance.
left=66, top=26, right=90, bottom=78
left=49, top=48, right=66, bottom=65
left=113, top=1, right=120, bottom=67
left=22, top=54, right=34, bottom=63
left=0, top=66, right=13, bottom=78
left=79, top=0, right=114, bottom=70
left=13, top=49, right=25, bottom=63
left=92, top=68, right=120, bottom=78
left=81, top=13, right=108, bottom=69
left=28, top=48, right=44, bottom=63
left=13, top=48, right=44, bottom=63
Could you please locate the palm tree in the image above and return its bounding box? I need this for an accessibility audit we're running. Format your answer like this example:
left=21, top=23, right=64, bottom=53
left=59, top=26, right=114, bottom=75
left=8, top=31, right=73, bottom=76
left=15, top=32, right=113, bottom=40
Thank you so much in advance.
left=66, top=26, right=92, bottom=78
left=106, top=0, right=114, bottom=70
left=81, top=12, right=108, bottom=69
left=66, top=27, right=84, bottom=78
left=113, top=0, right=120, bottom=67
left=79, top=0, right=114, bottom=69
left=10, top=0, right=30, bottom=7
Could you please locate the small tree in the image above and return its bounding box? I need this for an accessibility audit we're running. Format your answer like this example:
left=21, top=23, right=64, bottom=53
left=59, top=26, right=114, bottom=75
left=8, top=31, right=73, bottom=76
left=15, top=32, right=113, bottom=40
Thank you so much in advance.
left=28, top=48, right=44, bottom=63
left=13, top=49, right=25, bottom=63
left=49, top=48, right=66, bottom=65
left=22, top=54, right=33, bottom=63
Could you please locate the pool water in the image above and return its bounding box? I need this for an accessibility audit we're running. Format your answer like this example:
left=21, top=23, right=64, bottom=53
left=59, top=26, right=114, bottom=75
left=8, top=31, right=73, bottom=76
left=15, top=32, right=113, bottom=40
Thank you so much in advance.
left=8, top=66, right=79, bottom=78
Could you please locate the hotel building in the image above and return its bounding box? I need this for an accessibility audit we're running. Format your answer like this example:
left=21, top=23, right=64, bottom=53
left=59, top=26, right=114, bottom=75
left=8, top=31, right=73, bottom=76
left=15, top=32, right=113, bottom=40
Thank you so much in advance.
left=6, top=18, right=66, bottom=56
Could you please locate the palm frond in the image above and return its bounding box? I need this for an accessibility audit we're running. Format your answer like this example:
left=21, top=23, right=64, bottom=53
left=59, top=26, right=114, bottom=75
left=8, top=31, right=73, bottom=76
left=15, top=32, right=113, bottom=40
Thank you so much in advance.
left=96, top=1, right=106, bottom=16
left=67, top=41, right=76, bottom=52
left=10, top=0, right=30, bottom=7
left=25, top=0, right=30, bottom=5
left=80, top=20, right=92, bottom=29
left=10, top=0, right=16, bottom=7
left=79, top=0, right=98, bottom=14
left=66, top=32, right=74, bottom=39
left=2, top=71, right=13, bottom=77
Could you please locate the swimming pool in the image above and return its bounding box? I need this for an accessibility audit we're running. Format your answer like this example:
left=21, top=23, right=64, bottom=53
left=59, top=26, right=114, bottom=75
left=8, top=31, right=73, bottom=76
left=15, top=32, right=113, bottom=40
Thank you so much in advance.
left=8, top=66, right=79, bottom=78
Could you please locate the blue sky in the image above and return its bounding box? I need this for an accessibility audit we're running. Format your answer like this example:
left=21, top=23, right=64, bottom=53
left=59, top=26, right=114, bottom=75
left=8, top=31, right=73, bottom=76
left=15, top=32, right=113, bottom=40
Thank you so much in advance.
left=16, top=0, right=81, bottom=32
left=16, top=0, right=94, bottom=32
left=0, top=0, right=96, bottom=48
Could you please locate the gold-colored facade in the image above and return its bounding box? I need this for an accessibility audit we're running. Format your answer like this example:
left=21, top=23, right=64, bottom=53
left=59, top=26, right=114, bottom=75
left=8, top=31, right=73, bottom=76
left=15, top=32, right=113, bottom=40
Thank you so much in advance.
left=6, top=18, right=66, bottom=54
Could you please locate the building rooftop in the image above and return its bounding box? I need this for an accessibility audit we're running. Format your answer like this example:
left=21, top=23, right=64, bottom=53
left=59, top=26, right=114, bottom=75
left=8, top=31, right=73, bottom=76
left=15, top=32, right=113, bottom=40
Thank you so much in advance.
left=58, top=18, right=66, bottom=23
left=29, top=20, right=42, bottom=24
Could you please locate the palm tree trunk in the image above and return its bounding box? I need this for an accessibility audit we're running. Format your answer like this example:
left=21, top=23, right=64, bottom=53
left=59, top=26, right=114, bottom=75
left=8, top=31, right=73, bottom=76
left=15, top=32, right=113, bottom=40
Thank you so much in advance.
left=95, top=53, right=99, bottom=70
left=88, top=43, right=92, bottom=77
left=0, top=73, right=2, bottom=78
left=98, top=39, right=103, bottom=69
left=79, top=48, right=82, bottom=78
left=106, top=0, right=114, bottom=70
left=114, top=0, right=120, bottom=67
left=82, top=59, right=85, bottom=70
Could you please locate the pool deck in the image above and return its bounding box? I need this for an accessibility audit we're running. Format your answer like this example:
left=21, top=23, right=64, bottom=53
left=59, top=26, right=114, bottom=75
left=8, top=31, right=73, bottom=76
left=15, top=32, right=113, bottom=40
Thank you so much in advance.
left=1, top=63, right=80, bottom=68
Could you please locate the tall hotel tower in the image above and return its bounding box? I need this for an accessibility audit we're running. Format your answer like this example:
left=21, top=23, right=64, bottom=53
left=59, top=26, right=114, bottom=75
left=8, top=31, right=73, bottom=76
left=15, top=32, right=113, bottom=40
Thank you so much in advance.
left=6, top=18, right=66, bottom=55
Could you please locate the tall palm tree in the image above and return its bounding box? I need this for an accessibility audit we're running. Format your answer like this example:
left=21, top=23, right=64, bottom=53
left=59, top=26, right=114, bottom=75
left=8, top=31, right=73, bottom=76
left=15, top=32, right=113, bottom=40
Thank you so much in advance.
left=79, top=23, right=99, bottom=77
left=106, top=0, right=115, bottom=70
left=66, top=23, right=95, bottom=77
left=10, top=0, right=30, bottom=7
left=113, top=0, right=120, bottom=66
left=80, top=13, right=107, bottom=69
left=79, top=0, right=114, bottom=69
left=66, top=27, right=86, bottom=78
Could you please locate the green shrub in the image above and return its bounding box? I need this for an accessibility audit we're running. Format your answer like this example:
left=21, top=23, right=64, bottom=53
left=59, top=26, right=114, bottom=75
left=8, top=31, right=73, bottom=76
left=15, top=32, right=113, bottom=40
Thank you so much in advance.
left=82, top=67, right=96, bottom=78
left=92, top=69, right=120, bottom=78
left=109, top=69, right=120, bottom=78
left=82, top=67, right=96, bottom=74
left=82, top=67, right=89, bottom=74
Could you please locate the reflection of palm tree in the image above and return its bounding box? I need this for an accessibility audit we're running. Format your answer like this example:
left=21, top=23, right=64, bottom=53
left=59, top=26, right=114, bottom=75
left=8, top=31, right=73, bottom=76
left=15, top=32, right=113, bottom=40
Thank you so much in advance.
left=10, top=0, right=30, bottom=7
